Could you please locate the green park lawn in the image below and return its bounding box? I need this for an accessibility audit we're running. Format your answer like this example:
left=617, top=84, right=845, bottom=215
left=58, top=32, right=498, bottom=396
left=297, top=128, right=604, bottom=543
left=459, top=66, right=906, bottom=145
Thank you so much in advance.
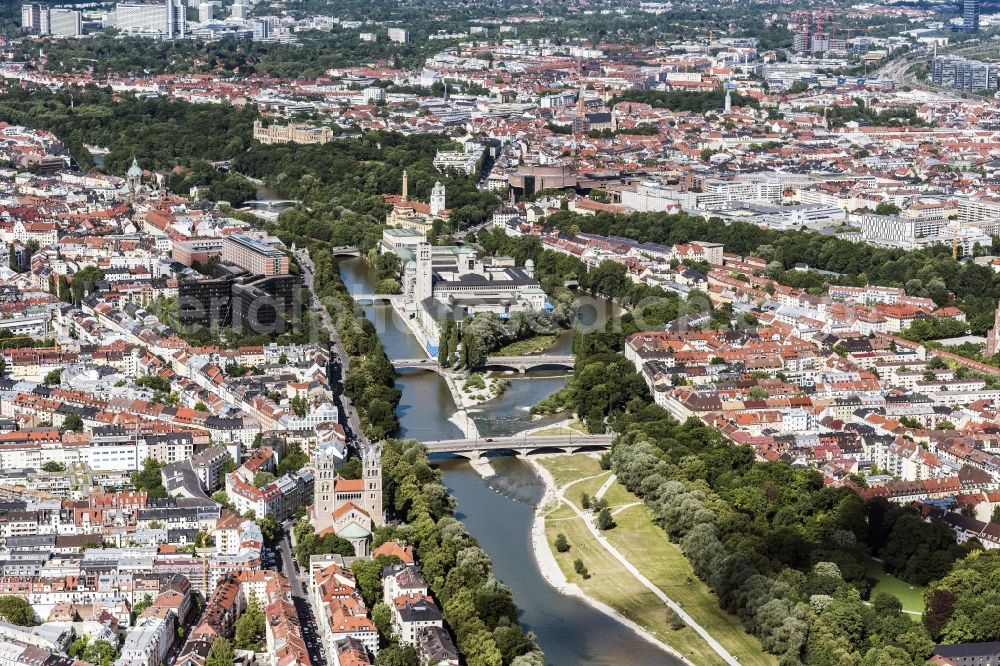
left=538, top=455, right=776, bottom=666
left=543, top=502, right=729, bottom=665
left=606, top=505, right=776, bottom=666
left=868, top=561, right=926, bottom=617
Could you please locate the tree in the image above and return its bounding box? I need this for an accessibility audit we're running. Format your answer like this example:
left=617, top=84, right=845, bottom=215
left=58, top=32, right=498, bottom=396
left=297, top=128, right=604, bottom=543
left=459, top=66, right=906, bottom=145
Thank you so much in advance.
left=218, top=455, right=237, bottom=487
left=205, top=636, right=234, bottom=666
left=253, top=471, right=276, bottom=488
left=131, top=457, right=167, bottom=498
left=68, top=636, right=118, bottom=666
left=43, top=368, right=62, bottom=386
left=257, top=515, right=278, bottom=544
left=132, top=593, right=153, bottom=619
left=276, top=442, right=309, bottom=475
left=573, top=559, right=590, bottom=579
left=596, top=507, right=616, bottom=531
left=41, top=460, right=65, bottom=472
left=0, top=596, right=34, bottom=625
left=211, top=490, right=233, bottom=509
left=63, top=413, right=84, bottom=432
left=290, top=394, right=309, bottom=417
left=234, top=593, right=265, bottom=650
left=554, top=533, right=570, bottom=552
left=352, top=556, right=401, bottom=607
left=874, top=202, right=901, bottom=216
left=371, top=601, right=393, bottom=638
left=374, top=644, right=418, bottom=666
left=339, top=456, right=363, bottom=479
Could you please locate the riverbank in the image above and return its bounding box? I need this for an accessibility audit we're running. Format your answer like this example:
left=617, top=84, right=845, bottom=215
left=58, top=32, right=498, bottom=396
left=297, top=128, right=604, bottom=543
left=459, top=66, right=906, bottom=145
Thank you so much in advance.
left=341, top=255, right=685, bottom=663
left=527, top=456, right=697, bottom=666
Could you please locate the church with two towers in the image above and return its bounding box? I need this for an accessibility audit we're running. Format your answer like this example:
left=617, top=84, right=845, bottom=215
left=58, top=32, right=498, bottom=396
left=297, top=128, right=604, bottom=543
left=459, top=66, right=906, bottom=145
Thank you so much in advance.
left=310, top=441, right=384, bottom=556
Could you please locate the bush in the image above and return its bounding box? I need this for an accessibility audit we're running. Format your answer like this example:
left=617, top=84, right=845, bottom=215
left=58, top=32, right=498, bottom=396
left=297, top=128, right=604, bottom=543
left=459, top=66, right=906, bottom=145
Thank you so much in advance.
left=573, top=559, right=590, bottom=579
left=555, top=533, right=570, bottom=553
left=599, top=452, right=612, bottom=470
left=580, top=492, right=591, bottom=510
left=669, top=613, right=685, bottom=631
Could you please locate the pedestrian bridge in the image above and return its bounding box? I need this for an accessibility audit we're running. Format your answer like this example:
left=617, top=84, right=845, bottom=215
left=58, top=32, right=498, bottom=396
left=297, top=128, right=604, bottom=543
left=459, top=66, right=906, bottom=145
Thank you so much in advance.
left=353, top=294, right=397, bottom=305
left=392, top=354, right=575, bottom=374
left=331, top=246, right=362, bottom=257
left=423, top=433, right=613, bottom=459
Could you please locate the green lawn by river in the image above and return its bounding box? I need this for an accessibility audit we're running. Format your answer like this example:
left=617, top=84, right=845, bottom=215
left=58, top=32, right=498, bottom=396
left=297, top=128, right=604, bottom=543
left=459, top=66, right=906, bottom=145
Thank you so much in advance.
left=539, top=455, right=777, bottom=666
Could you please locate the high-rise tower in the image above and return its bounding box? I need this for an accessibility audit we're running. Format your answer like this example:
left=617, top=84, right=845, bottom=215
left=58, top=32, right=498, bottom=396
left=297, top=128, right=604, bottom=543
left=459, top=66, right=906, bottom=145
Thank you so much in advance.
left=964, top=0, right=980, bottom=31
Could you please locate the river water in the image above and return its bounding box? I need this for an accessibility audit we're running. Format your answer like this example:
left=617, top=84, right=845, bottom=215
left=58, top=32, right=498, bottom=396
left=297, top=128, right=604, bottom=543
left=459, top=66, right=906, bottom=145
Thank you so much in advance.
left=338, top=257, right=681, bottom=665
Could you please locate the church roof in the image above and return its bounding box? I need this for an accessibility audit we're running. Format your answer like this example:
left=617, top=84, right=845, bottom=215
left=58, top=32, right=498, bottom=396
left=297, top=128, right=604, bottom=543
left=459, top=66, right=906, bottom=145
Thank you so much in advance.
left=337, top=522, right=371, bottom=539
left=334, top=476, right=364, bottom=492
left=333, top=501, right=370, bottom=520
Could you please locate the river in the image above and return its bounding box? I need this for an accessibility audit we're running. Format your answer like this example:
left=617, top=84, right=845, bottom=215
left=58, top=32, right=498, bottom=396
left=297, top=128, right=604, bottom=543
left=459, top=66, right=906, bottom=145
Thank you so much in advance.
left=338, top=257, right=681, bottom=665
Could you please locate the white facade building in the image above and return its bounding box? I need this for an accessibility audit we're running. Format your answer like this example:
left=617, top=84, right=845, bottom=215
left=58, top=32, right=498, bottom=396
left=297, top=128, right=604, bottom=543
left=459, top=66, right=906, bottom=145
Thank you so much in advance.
left=111, top=0, right=186, bottom=39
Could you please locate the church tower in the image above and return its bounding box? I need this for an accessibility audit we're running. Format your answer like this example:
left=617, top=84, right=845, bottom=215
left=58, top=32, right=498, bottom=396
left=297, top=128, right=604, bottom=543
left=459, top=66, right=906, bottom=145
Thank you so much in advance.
left=430, top=181, right=446, bottom=216
left=126, top=157, right=143, bottom=194
left=312, top=443, right=338, bottom=535
left=987, top=307, right=1000, bottom=357
left=363, top=443, right=384, bottom=526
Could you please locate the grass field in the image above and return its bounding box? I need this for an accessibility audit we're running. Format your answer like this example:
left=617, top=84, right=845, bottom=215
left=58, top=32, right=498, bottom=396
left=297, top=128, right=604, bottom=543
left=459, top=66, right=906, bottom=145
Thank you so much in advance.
left=530, top=420, right=588, bottom=437
left=868, top=561, right=926, bottom=617
left=544, top=502, right=729, bottom=665
left=606, top=505, right=775, bottom=666
left=538, top=455, right=776, bottom=666
left=541, top=454, right=608, bottom=489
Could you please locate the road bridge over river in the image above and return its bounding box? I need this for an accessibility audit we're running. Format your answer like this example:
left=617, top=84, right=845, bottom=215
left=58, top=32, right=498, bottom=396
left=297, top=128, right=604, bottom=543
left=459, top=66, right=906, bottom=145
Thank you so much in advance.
left=422, top=433, right=612, bottom=459
left=392, top=354, right=575, bottom=374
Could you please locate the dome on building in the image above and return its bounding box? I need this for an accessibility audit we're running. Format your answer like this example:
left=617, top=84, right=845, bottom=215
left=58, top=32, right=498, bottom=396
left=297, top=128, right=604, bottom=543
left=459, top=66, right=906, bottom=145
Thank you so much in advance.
left=127, top=157, right=143, bottom=178
left=405, top=260, right=416, bottom=269
left=525, top=259, right=534, bottom=267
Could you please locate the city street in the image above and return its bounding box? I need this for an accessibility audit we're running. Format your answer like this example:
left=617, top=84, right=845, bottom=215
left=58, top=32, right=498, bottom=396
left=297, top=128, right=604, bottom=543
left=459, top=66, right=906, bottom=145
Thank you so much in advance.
left=297, top=248, right=368, bottom=445
left=275, top=521, right=327, bottom=666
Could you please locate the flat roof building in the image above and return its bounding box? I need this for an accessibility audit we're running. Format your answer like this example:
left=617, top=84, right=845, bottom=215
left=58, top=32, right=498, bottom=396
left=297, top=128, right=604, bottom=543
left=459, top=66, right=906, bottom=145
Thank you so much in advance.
left=222, top=233, right=288, bottom=276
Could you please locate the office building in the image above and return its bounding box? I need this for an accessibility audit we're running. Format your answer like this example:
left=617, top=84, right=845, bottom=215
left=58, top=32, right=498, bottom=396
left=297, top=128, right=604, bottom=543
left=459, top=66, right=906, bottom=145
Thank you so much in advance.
left=178, top=276, right=233, bottom=330
left=222, top=233, right=289, bottom=276
left=230, top=0, right=247, bottom=20
left=20, top=3, right=42, bottom=33
left=931, top=55, right=997, bottom=91
left=178, top=270, right=299, bottom=336
left=49, top=8, right=83, bottom=37
left=964, top=0, right=980, bottom=31
left=21, top=4, right=82, bottom=37
left=111, top=0, right=186, bottom=39
left=387, top=27, right=410, bottom=43
left=198, top=2, right=213, bottom=22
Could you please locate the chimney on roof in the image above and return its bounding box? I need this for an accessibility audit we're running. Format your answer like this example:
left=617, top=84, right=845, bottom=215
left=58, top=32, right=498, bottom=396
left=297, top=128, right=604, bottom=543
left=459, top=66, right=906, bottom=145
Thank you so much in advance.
left=401, top=170, right=409, bottom=202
